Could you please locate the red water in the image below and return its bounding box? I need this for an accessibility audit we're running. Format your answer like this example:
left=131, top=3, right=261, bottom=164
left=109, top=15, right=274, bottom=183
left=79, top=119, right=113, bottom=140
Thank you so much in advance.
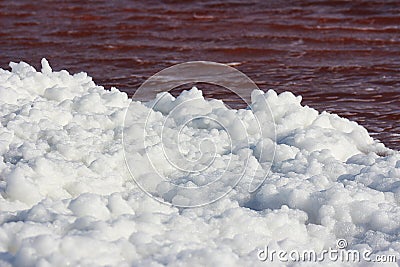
left=1, top=1, right=399, bottom=149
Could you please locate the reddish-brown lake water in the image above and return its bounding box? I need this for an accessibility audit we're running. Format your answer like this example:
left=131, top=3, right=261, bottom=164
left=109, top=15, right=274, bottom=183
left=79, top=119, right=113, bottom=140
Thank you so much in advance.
left=1, top=1, right=399, bottom=149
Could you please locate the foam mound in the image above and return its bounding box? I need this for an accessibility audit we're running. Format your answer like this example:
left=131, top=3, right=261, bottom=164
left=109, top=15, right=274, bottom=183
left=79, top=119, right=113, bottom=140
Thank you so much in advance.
left=0, top=59, right=399, bottom=266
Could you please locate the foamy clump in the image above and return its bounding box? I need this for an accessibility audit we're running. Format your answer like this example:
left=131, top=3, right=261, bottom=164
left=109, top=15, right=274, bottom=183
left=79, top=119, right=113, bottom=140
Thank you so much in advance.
left=0, top=59, right=399, bottom=266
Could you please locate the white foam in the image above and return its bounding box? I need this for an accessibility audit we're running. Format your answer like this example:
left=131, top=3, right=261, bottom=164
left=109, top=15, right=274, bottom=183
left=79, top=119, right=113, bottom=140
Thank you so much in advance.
left=0, top=59, right=398, bottom=266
